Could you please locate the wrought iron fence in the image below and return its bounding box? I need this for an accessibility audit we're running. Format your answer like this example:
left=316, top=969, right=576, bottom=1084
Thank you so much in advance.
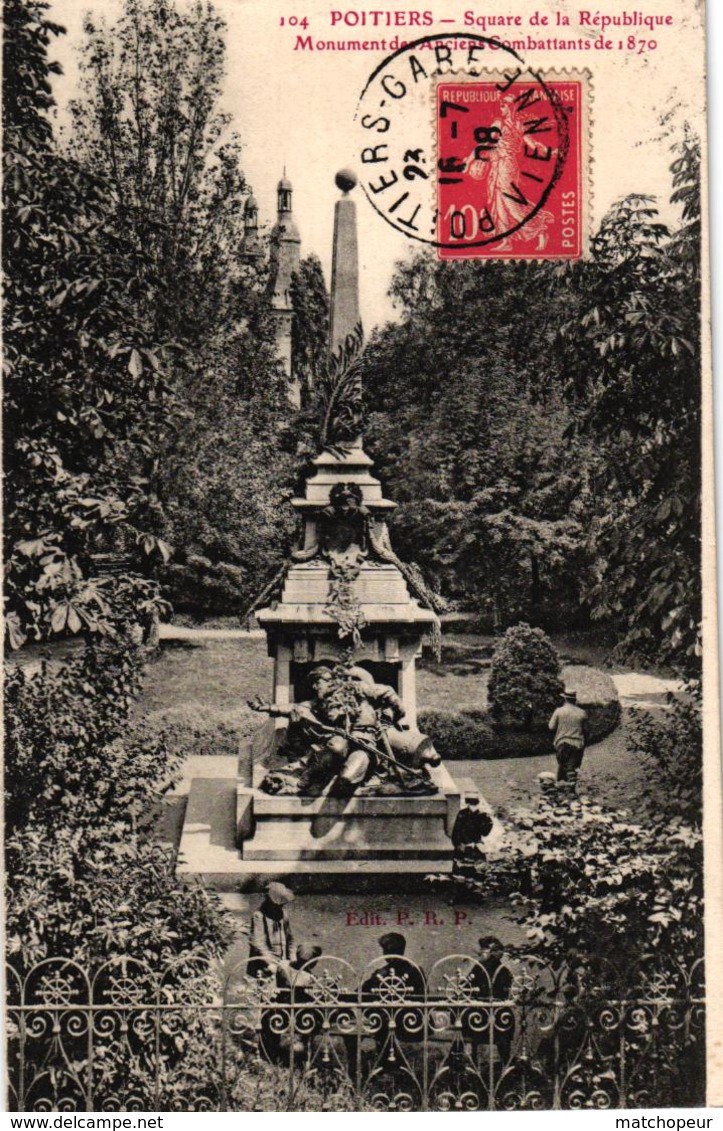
left=5, top=952, right=705, bottom=1112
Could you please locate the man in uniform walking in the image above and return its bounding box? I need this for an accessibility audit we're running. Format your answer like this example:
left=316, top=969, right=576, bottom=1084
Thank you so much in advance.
left=548, top=689, right=589, bottom=782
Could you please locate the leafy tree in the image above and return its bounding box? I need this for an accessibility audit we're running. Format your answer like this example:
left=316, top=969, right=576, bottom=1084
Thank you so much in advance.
left=362, top=258, right=589, bottom=624
left=557, top=134, right=702, bottom=674
left=69, top=0, right=299, bottom=613
left=365, top=135, right=701, bottom=668
left=160, top=374, right=298, bottom=614
left=3, top=0, right=171, bottom=647
left=71, top=0, right=243, bottom=344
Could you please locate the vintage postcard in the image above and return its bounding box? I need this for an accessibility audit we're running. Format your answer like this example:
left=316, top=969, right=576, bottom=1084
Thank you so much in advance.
left=3, top=0, right=719, bottom=1116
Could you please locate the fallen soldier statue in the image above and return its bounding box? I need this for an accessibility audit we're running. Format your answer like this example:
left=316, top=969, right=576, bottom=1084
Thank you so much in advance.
left=248, top=662, right=442, bottom=796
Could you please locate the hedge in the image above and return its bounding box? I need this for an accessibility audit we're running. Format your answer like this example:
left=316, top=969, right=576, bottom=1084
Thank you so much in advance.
left=418, top=699, right=621, bottom=760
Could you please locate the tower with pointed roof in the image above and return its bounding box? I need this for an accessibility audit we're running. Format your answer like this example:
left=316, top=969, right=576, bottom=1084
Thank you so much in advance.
left=267, top=173, right=301, bottom=406
left=241, top=192, right=262, bottom=263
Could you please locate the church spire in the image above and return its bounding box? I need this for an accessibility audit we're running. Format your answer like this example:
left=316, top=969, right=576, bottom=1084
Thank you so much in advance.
left=277, top=171, right=293, bottom=215
left=267, top=171, right=301, bottom=406
left=241, top=191, right=262, bottom=262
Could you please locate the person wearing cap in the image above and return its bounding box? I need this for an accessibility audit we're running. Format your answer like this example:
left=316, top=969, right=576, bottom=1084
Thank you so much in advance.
left=548, top=688, right=589, bottom=783
left=451, top=792, right=494, bottom=862
left=247, top=882, right=296, bottom=978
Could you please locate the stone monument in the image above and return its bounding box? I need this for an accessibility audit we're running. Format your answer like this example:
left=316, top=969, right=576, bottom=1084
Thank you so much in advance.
left=178, top=171, right=462, bottom=891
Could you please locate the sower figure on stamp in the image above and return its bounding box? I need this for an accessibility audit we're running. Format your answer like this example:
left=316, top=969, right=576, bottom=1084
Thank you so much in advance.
left=250, top=662, right=441, bottom=796
left=548, top=688, right=589, bottom=783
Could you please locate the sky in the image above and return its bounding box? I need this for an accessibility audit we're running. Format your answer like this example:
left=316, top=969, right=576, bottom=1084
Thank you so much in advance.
left=46, top=0, right=706, bottom=331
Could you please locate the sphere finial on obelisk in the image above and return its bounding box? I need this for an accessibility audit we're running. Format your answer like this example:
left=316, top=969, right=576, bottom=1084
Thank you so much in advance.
left=335, top=168, right=358, bottom=195
left=329, top=168, right=361, bottom=358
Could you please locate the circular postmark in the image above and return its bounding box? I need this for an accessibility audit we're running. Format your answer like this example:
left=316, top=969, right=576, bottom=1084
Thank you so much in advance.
left=354, top=33, right=570, bottom=251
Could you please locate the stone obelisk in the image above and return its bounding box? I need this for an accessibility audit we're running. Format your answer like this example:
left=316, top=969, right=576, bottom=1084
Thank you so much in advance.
left=329, top=169, right=361, bottom=357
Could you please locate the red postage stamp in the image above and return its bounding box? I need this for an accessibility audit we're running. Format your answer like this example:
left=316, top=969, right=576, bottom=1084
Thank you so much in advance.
left=436, top=75, right=586, bottom=259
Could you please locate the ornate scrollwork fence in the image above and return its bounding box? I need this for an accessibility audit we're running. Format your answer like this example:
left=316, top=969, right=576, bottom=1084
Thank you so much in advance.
left=5, top=952, right=705, bottom=1112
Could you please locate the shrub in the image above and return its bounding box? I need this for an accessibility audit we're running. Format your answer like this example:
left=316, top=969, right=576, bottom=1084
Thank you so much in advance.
left=164, top=556, right=251, bottom=617
left=436, top=787, right=703, bottom=975
left=488, top=623, right=563, bottom=726
left=4, top=638, right=232, bottom=970
left=420, top=698, right=620, bottom=760
left=5, top=635, right=234, bottom=1108
left=629, top=683, right=702, bottom=827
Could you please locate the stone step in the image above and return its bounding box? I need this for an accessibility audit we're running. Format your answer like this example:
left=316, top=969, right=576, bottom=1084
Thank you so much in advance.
left=182, top=857, right=454, bottom=893
left=178, top=776, right=459, bottom=891
left=243, top=843, right=451, bottom=861
left=249, top=791, right=450, bottom=818
left=179, top=777, right=241, bottom=866
left=242, top=819, right=451, bottom=860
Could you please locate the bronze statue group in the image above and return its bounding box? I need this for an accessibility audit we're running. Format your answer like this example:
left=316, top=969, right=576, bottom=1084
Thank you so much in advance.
left=249, top=660, right=443, bottom=797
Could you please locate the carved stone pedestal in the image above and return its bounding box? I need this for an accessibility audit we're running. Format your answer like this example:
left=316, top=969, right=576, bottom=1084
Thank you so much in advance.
left=237, top=760, right=460, bottom=867
left=177, top=753, right=463, bottom=892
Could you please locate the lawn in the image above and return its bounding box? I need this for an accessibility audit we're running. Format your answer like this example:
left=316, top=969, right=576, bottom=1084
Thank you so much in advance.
left=139, top=632, right=618, bottom=718
left=139, top=636, right=272, bottom=716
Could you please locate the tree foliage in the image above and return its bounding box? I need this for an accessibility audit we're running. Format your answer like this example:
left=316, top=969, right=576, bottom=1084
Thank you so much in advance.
left=366, top=135, right=701, bottom=671
left=440, top=782, right=702, bottom=986
left=291, top=253, right=330, bottom=407
left=362, top=256, right=589, bottom=627
left=4, top=634, right=234, bottom=1106
left=71, top=0, right=246, bottom=346
left=3, top=0, right=171, bottom=648
left=5, top=638, right=230, bottom=970
left=70, top=0, right=298, bottom=611
left=556, top=133, right=702, bottom=674
left=630, top=685, right=702, bottom=828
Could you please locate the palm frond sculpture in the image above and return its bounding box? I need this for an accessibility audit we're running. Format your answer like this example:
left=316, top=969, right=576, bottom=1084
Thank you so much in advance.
left=320, top=320, right=365, bottom=456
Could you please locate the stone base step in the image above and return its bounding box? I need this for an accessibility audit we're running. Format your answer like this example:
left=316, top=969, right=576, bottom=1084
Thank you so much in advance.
left=177, top=776, right=455, bottom=892
left=243, top=843, right=451, bottom=861
left=183, top=857, right=454, bottom=893
left=242, top=811, right=451, bottom=861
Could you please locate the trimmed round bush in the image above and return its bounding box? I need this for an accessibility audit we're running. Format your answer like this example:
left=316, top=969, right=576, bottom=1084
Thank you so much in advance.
left=488, top=623, right=563, bottom=727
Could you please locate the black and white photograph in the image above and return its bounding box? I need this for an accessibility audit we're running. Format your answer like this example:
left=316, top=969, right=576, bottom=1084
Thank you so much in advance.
left=3, top=0, right=719, bottom=1115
